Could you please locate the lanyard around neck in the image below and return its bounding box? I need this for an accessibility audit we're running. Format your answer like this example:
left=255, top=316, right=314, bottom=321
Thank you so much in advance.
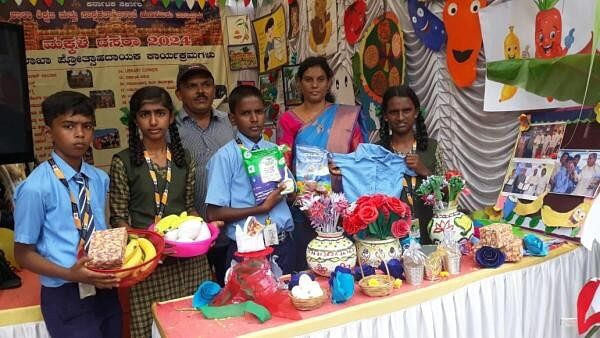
left=48, top=158, right=93, bottom=251
left=143, top=147, right=172, bottom=224
left=402, top=140, right=418, bottom=210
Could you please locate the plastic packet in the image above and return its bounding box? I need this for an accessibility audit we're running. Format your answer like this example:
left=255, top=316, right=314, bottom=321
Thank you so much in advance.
left=295, top=145, right=331, bottom=193
left=241, top=145, right=288, bottom=204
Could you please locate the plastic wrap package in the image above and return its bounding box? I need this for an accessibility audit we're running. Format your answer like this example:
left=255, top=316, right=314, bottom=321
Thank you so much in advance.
left=212, top=257, right=301, bottom=320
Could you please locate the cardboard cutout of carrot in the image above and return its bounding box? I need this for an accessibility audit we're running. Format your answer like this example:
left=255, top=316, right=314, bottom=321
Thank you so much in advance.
left=533, top=0, right=574, bottom=58
left=443, top=0, right=488, bottom=88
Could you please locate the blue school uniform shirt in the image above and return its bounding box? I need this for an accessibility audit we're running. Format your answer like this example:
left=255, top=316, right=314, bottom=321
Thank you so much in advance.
left=13, top=152, right=110, bottom=287
left=205, top=132, right=294, bottom=241
left=552, top=166, right=575, bottom=193
left=331, top=143, right=416, bottom=202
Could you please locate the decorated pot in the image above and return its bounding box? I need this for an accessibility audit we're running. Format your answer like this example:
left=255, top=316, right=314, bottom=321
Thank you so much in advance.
left=306, top=232, right=357, bottom=277
left=427, top=203, right=473, bottom=244
left=354, top=236, right=402, bottom=267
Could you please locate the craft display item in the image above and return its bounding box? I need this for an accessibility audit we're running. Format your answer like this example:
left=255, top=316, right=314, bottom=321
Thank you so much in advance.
left=501, top=235, right=524, bottom=262
left=289, top=274, right=326, bottom=311
left=241, top=145, right=288, bottom=205
left=358, top=258, right=393, bottom=297
left=87, top=228, right=128, bottom=269
left=479, top=223, right=512, bottom=248
left=85, top=229, right=164, bottom=288
left=424, top=251, right=443, bottom=281
left=150, top=212, right=219, bottom=257
left=402, top=241, right=427, bottom=285
left=295, top=145, right=331, bottom=193
left=236, top=217, right=266, bottom=253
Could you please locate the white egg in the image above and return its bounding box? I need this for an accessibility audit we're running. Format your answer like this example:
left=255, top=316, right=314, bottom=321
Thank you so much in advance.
left=164, top=230, right=178, bottom=241
left=178, top=219, right=205, bottom=240
left=291, top=285, right=305, bottom=299
left=298, top=274, right=312, bottom=287
left=194, top=223, right=211, bottom=242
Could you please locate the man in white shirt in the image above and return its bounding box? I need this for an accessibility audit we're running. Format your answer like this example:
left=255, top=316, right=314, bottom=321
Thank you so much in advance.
left=573, top=153, right=600, bottom=197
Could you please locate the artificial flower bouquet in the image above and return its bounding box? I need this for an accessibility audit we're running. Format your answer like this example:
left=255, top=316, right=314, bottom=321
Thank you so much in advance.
left=342, top=194, right=412, bottom=240
left=416, top=170, right=468, bottom=209
left=296, top=191, right=350, bottom=233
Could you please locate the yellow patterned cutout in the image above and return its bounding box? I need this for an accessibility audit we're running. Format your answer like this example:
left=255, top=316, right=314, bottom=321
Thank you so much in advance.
left=541, top=200, right=592, bottom=228
left=513, top=192, right=546, bottom=216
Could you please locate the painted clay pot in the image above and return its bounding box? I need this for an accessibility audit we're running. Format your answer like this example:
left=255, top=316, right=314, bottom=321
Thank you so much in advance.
left=306, top=232, right=357, bottom=277
left=354, top=236, right=402, bottom=267
left=427, top=202, right=473, bottom=244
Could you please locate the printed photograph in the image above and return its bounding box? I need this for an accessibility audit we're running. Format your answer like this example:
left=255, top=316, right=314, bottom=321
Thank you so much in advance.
left=66, top=69, right=93, bottom=89
left=514, top=123, right=566, bottom=160
left=90, top=90, right=115, bottom=109
left=93, top=128, right=120, bottom=150
left=549, top=150, right=600, bottom=198
left=500, top=158, right=555, bottom=200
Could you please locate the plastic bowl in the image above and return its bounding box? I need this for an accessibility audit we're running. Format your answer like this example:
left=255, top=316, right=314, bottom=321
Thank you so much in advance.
left=149, top=222, right=219, bottom=258
left=83, top=229, right=165, bottom=288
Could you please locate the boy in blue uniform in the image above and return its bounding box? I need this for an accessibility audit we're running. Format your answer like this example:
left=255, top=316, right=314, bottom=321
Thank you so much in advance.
left=14, top=91, right=122, bottom=338
left=205, top=85, right=295, bottom=274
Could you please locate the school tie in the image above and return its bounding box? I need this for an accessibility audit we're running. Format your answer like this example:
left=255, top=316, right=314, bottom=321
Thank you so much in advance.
left=74, top=173, right=95, bottom=248
left=251, top=143, right=260, bottom=151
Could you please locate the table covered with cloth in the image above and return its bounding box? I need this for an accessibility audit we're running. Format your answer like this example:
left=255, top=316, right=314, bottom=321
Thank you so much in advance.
left=152, top=242, right=600, bottom=338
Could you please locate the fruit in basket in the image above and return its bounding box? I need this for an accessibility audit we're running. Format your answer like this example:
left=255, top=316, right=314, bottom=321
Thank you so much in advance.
left=155, top=212, right=211, bottom=242
left=117, top=240, right=144, bottom=278
left=178, top=219, right=205, bottom=240
left=123, top=238, right=139, bottom=263
left=137, top=237, right=157, bottom=273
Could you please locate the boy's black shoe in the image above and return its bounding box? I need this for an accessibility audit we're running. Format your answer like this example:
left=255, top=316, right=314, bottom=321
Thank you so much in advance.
left=0, top=249, right=21, bottom=289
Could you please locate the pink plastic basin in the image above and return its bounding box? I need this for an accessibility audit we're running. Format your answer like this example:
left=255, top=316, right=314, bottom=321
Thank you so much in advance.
left=149, top=222, right=219, bottom=258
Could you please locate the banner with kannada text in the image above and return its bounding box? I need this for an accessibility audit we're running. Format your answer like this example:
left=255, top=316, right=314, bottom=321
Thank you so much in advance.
left=1, top=0, right=226, bottom=169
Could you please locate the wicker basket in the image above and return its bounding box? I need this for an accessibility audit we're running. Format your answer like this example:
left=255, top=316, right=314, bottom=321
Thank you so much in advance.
left=289, top=291, right=327, bottom=311
left=358, top=258, right=393, bottom=297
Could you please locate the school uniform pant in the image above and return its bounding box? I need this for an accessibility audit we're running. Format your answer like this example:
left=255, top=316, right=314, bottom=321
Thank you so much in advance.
left=290, top=205, right=316, bottom=272
left=226, top=233, right=296, bottom=275
left=41, top=283, right=122, bottom=338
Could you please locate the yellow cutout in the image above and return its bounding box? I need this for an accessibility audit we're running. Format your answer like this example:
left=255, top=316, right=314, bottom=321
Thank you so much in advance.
left=513, top=192, right=546, bottom=216
left=541, top=200, right=592, bottom=228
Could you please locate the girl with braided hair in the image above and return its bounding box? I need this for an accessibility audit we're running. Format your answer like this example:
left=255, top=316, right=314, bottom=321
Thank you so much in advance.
left=109, top=86, right=212, bottom=338
left=378, top=85, right=446, bottom=244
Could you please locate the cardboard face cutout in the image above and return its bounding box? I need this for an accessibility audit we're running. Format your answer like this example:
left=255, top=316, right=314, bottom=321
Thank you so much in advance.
left=331, top=66, right=355, bottom=105
left=443, top=0, right=487, bottom=88
left=407, top=0, right=446, bottom=51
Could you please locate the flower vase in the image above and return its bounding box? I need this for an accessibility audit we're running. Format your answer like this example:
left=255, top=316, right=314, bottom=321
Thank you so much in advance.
left=354, top=236, right=402, bottom=267
left=306, top=232, right=357, bottom=277
left=427, top=202, right=473, bottom=244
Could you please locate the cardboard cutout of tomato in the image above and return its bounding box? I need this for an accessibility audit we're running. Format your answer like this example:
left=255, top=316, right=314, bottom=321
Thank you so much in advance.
left=443, top=0, right=487, bottom=88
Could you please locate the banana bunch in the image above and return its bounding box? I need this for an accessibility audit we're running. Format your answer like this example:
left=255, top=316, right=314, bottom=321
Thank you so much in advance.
left=155, top=211, right=200, bottom=235
left=117, top=236, right=157, bottom=278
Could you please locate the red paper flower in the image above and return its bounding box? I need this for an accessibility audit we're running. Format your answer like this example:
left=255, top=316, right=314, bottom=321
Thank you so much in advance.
left=384, top=196, right=406, bottom=217
left=369, top=194, right=386, bottom=208
left=358, top=205, right=379, bottom=224
left=343, top=214, right=366, bottom=235
left=445, top=170, right=461, bottom=181
left=391, top=219, right=410, bottom=238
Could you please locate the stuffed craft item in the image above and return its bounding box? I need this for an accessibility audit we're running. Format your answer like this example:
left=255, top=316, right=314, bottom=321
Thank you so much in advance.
left=235, top=217, right=266, bottom=253
left=443, top=0, right=487, bottom=87
left=329, top=266, right=355, bottom=304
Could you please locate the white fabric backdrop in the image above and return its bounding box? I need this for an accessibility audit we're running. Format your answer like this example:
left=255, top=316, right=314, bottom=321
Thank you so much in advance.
left=297, top=244, right=600, bottom=338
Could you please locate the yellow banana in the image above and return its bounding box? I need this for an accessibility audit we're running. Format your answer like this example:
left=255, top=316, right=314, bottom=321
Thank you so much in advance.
left=117, top=245, right=143, bottom=278
left=137, top=237, right=157, bottom=273
left=156, top=214, right=180, bottom=235
left=513, top=193, right=545, bottom=216
left=499, top=85, right=518, bottom=102
left=123, top=239, right=139, bottom=263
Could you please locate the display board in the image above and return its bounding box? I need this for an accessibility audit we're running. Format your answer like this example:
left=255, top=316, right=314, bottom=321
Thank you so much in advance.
left=0, top=1, right=226, bottom=170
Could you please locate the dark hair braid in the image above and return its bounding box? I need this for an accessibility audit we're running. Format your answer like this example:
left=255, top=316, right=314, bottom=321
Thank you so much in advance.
left=414, top=109, right=428, bottom=152
left=128, top=118, right=145, bottom=166
left=168, top=122, right=186, bottom=168
left=378, top=118, right=392, bottom=151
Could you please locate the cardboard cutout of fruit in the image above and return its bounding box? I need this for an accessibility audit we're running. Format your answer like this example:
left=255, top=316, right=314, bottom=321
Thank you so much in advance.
left=443, top=0, right=488, bottom=88
left=499, top=26, right=521, bottom=102
left=360, top=12, right=405, bottom=104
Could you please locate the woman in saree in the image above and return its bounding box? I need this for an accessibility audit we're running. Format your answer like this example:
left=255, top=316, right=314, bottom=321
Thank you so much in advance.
left=276, top=56, right=364, bottom=271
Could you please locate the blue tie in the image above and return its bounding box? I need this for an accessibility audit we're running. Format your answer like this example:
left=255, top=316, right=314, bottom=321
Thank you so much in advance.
left=74, top=173, right=95, bottom=248
left=251, top=143, right=260, bottom=151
